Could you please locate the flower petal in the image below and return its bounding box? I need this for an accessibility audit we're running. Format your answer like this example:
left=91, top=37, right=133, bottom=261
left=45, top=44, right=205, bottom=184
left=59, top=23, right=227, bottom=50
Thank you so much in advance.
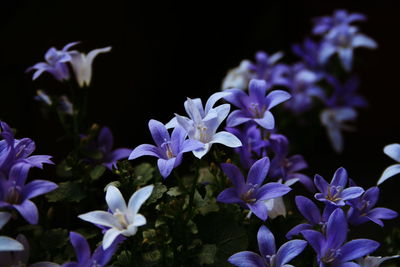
left=226, top=110, right=251, bottom=127
left=265, top=90, right=291, bottom=110
left=286, top=223, right=313, bottom=240
left=205, top=92, right=231, bottom=114
left=326, top=208, right=347, bottom=249
left=69, top=232, right=91, bottom=263
left=247, top=157, right=270, bottom=186
left=220, top=163, right=245, bottom=190
left=217, top=188, right=241, bottom=204
left=210, top=131, right=242, bottom=148
left=247, top=201, right=269, bottom=221
left=352, top=34, right=377, bottom=49
left=78, top=211, right=120, bottom=228
left=384, top=144, right=400, bottom=162
left=148, top=120, right=170, bottom=147
left=256, top=182, right=291, bottom=201
left=103, top=228, right=122, bottom=250
left=378, top=164, right=400, bottom=185
left=340, top=239, right=380, bottom=262
left=127, top=185, right=154, bottom=215
left=331, top=167, right=348, bottom=187
left=341, top=187, right=364, bottom=201
left=254, top=111, right=275, bottom=130
left=0, top=236, right=23, bottom=251
left=22, top=180, right=58, bottom=200
left=228, top=251, right=265, bottom=267
left=129, top=144, right=163, bottom=160
left=257, top=225, right=276, bottom=257
left=14, top=200, right=39, bottom=225
left=338, top=48, right=353, bottom=72
left=106, top=185, right=127, bottom=213
left=295, top=196, right=321, bottom=225
left=301, top=230, right=324, bottom=255
left=133, top=214, right=147, bottom=227
left=275, top=239, right=307, bottom=266
left=157, top=158, right=176, bottom=178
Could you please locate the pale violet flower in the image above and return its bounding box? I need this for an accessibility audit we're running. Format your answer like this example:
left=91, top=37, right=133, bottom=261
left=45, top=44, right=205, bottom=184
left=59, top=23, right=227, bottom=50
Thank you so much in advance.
left=78, top=184, right=153, bottom=249
left=0, top=212, right=23, bottom=252
left=166, top=92, right=242, bottom=159
left=377, top=143, right=400, bottom=185
left=357, top=255, right=399, bottom=267
left=69, top=46, right=112, bottom=87
left=320, top=107, right=357, bottom=153
left=221, top=60, right=252, bottom=90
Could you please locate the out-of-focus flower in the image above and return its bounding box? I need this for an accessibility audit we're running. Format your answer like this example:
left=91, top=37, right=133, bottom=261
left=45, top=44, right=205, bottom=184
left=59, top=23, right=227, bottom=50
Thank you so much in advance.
left=313, top=9, right=366, bottom=35
left=34, top=90, right=53, bottom=106
left=314, top=167, right=364, bottom=206
left=378, top=143, right=400, bottom=185
left=221, top=60, right=252, bottom=90
left=224, top=79, right=291, bottom=130
left=58, top=95, right=74, bottom=115
left=228, top=225, right=307, bottom=267
left=167, top=92, right=242, bottom=159
left=68, top=46, right=111, bottom=87
left=292, top=38, right=325, bottom=79
left=27, top=42, right=78, bottom=81
left=78, top=185, right=153, bottom=249
left=0, top=212, right=23, bottom=252
left=319, top=25, right=377, bottom=71
left=129, top=120, right=203, bottom=178
left=356, top=255, right=400, bottom=267
left=217, top=157, right=291, bottom=221
left=348, top=185, right=398, bottom=226
left=320, top=107, right=357, bottom=153
left=326, top=75, right=367, bottom=108
left=302, top=208, right=380, bottom=267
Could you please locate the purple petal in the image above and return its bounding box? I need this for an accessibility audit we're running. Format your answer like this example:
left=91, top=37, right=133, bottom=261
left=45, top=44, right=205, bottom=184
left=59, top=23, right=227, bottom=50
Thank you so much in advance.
left=223, top=88, right=249, bottom=110
left=314, top=174, right=329, bottom=195
left=14, top=200, right=39, bottom=224
left=340, top=239, right=380, bottom=262
left=254, top=111, right=275, bottom=130
left=301, top=230, right=324, bottom=255
left=9, top=163, right=31, bottom=186
left=220, top=163, right=245, bottom=190
left=180, top=139, right=204, bottom=154
left=257, top=225, right=276, bottom=257
left=256, top=183, right=291, bottom=201
left=287, top=155, right=307, bottom=172
left=148, top=120, right=170, bottom=148
left=92, top=235, right=124, bottom=265
left=367, top=208, right=398, bottom=225
left=249, top=79, right=268, bottom=104
left=326, top=208, right=347, bottom=249
left=97, top=127, right=113, bottom=153
left=23, top=155, right=54, bottom=168
left=341, top=187, right=364, bottom=201
left=275, top=239, right=307, bottom=266
left=170, top=126, right=186, bottom=153
left=295, top=196, right=321, bottom=225
left=157, top=158, right=176, bottom=179
left=104, top=148, right=132, bottom=169
left=228, top=251, right=264, bottom=267
left=247, top=157, right=270, bottom=186
left=227, top=110, right=251, bottom=127
left=338, top=48, right=353, bottom=72
left=265, top=90, right=291, bottom=110
left=289, top=173, right=315, bottom=192
left=22, top=180, right=58, bottom=200
left=363, top=187, right=379, bottom=207
left=247, top=201, right=268, bottom=221
left=69, top=232, right=91, bottom=263
left=216, top=188, right=242, bottom=204
left=331, top=167, right=348, bottom=187
left=352, top=34, right=377, bottom=49
left=286, top=223, right=313, bottom=240
left=129, top=144, right=162, bottom=160
left=14, top=138, right=35, bottom=158
left=319, top=43, right=336, bottom=64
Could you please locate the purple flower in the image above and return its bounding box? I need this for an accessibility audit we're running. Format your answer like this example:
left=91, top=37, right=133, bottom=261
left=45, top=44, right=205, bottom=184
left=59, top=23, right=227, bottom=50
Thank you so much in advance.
left=228, top=225, right=307, bottom=267
left=319, top=24, right=377, bottom=71
left=129, top=120, right=203, bottom=178
left=378, top=143, right=400, bottom=185
left=292, top=38, right=325, bottom=78
left=61, top=231, right=123, bottom=267
left=269, top=134, right=314, bottom=192
left=347, top=185, right=398, bottom=227
left=217, top=157, right=291, bottom=221
left=27, top=42, right=78, bottom=81
left=0, top=163, right=58, bottom=224
left=302, top=208, right=380, bottom=267
left=313, top=9, right=366, bottom=35
left=314, top=167, right=364, bottom=206
left=224, top=79, right=291, bottom=130
left=248, top=51, right=289, bottom=87
left=325, top=75, right=367, bottom=108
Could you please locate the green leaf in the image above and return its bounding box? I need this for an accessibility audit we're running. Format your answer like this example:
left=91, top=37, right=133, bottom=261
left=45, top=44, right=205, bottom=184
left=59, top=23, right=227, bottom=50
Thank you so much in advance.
left=115, top=250, right=134, bottom=266
left=40, top=228, right=69, bottom=251
left=198, top=244, right=217, bottom=265
left=90, top=165, right=106, bottom=180
left=46, top=181, right=86, bottom=203
left=194, top=186, right=219, bottom=216
left=143, top=249, right=161, bottom=263
left=133, top=163, right=155, bottom=186
left=167, top=186, right=184, bottom=197
left=146, top=182, right=167, bottom=205
left=142, top=229, right=157, bottom=245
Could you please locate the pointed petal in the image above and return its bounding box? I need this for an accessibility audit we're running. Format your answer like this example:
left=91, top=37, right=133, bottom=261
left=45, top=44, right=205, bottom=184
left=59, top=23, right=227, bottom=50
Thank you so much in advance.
left=210, top=131, right=242, bottom=148
left=14, top=200, right=39, bottom=224
left=129, top=144, right=163, bottom=160
left=265, top=90, right=291, bottom=110
left=22, top=180, right=58, bottom=200
left=78, top=211, right=120, bottom=228
left=254, top=111, right=275, bottom=130
left=256, top=182, right=291, bottom=201
left=103, top=228, right=122, bottom=250
left=319, top=43, right=336, bottom=64
left=326, top=208, right=347, bottom=249
left=213, top=103, right=231, bottom=125
left=86, top=46, right=111, bottom=68
left=295, top=196, right=321, bottom=225
left=378, top=164, right=400, bottom=185
left=338, top=48, right=353, bottom=72
left=69, top=232, right=91, bottom=263
left=220, top=163, right=245, bottom=190
left=180, top=139, right=204, bottom=153
left=0, top=236, right=23, bottom=251
left=341, top=187, right=364, bottom=201
left=205, top=92, right=231, bottom=114
left=106, top=185, right=127, bottom=213
left=249, top=79, right=268, bottom=103
left=148, top=120, right=170, bottom=147
left=98, top=126, right=113, bottom=153
left=367, top=207, right=398, bottom=222
left=286, top=223, right=313, bottom=240
left=314, top=174, right=329, bottom=195
left=340, top=239, right=380, bottom=261
left=133, top=213, right=147, bottom=227
left=184, top=98, right=204, bottom=124
left=170, top=126, right=187, bottom=153
left=247, top=157, right=270, bottom=186
left=352, top=34, right=377, bottom=49
left=226, top=110, right=251, bottom=127
left=157, top=158, right=176, bottom=178
left=384, top=144, right=400, bottom=162
left=0, top=212, right=11, bottom=229
left=275, top=239, right=307, bottom=266
left=217, top=188, right=242, bottom=204
left=192, top=145, right=209, bottom=159
left=257, top=225, right=276, bottom=257
left=223, top=88, right=249, bottom=109
left=247, top=201, right=269, bottom=221
left=228, top=251, right=265, bottom=267
left=331, top=167, right=348, bottom=187
left=128, top=185, right=154, bottom=214
left=301, top=230, right=324, bottom=255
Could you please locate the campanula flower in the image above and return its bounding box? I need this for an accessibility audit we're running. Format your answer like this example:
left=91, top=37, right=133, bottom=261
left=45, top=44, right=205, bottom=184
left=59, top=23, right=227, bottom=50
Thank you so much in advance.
left=27, top=42, right=78, bottom=81
left=34, top=90, right=53, bottom=106
left=68, top=46, right=112, bottom=87
left=129, top=120, right=203, bottom=178
left=224, top=79, right=291, bottom=130
left=228, top=225, right=307, bottom=267
left=377, top=143, right=400, bottom=185
left=313, top=9, right=366, bottom=35
left=221, top=60, right=252, bottom=90
left=217, top=157, right=291, bottom=221
left=0, top=212, right=23, bottom=252
left=58, top=95, right=74, bottom=115
left=78, top=185, right=153, bottom=249
left=325, top=75, right=367, bottom=108
left=320, top=107, right=357, bottom=153
left=347, top=185, right=398, bottom=227
left=356, top=255, right=400, bottom=267
left=302, top=208, right=380, bottom=267
left=167, top=92, right=242, bottom=159
left=292, top=38, right=326, bottom=79
left=314, top=167, right=364, bottom=206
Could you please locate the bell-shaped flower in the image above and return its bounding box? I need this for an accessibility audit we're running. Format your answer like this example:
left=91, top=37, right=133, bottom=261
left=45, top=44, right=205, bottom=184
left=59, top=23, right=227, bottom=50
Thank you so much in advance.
left=314, top=167, right=364, bottom=206
left=377, top=143, right=400, bottom=185
left=129, top=120, right=203, bottom=178
left=320, top=107, right=357, bottom=153
left=27, top=42, right=78, bottom=81
left=221, top=60, right=252, bottom=90
left=356, top=255, right=400, bottom=267
left=347, top=185, right=398, bottom=227
left=78, top=185, right=153, bottom=249
left=217, top=157, right=291, bottom=221
left=0, top=163, right=58, bottom=224
left=68, top=46, right=111, bottom=87
left=0, top=212, right=23, bottom=252
left=312, top=9, right=366, bottom=35
left=302, top=208, right=380, bottom=267
left=228, top=225, right=307, bottom=267
left=166, top=92, right=242, bottom=159
left=224, top=79, right=291, bottom=130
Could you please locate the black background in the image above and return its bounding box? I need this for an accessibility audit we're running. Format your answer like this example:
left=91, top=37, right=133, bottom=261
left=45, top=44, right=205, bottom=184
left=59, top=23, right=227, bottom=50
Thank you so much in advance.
left=1, top=0, right=399, bottom=229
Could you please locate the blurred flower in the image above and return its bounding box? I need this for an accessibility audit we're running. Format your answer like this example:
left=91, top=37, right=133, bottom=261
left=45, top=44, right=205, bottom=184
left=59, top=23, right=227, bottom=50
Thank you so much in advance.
left=58, top=95, right=74, bottom=115
left=326, top=75, right=367, bottom=108
left=78, top=185, right=153, bottom=249
left=292, top=38, right=326, bottom=78
left=27, top=42, right=78, bottom=81
left=356, top=255, right=400, bottom=267
left=313, top=9, right=366, bottom=35
left=167, top=92, right=242, bottom=159
left=228, top=225, right=307, bottom=267
left=68, top=46, right=111, bottom=87
left=302, top=208, right=380, bottom=266
left=129, top=120, right=203, bottom=178
left=217, top=157, right=291, bottom=221
left=224, top=79, right=291, bottom=130
left=34, top=90, right=53, bottom=106
left=314, top=167, right=364, bottom=206
left=377, top=143, right=400, bottom=185
left=221, top=60, right=252, bottom=90
left=0, top=212, right=23, bottom=252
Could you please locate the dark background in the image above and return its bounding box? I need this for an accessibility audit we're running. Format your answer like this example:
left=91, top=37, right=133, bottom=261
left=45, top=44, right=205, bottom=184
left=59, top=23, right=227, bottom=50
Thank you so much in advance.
left=1, top=0, right=399, bottom=226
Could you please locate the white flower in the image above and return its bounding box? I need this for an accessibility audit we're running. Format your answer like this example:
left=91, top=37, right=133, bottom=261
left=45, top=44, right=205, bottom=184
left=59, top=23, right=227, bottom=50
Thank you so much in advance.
left=377, top=143, right=400, bottom=185
left=69, top=46, right=111, bottom=87
left=0, top=212, right=24, bottom=251
left=357, top=255, right=399, bottom=267
left=221, top=60, right=252, bottom=90
left=78, top=185, right=153, bottom=249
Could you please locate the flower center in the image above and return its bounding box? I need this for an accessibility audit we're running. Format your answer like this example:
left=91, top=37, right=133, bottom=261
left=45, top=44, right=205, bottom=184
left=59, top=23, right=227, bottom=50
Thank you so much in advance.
left=6, top=182, right=21, bottom=204
left=249, top=103, right=266, bottom=118
left=113, top=209, right=129, bottom=229
left=161, top=141, right=175, bottom=159
left=195, top=124, right=208, bottom=143
left=326, top=185, right=343, bottom=203
left=322, top=248, right=341, bottom=263
left=240, top=184, right=258, bottom=203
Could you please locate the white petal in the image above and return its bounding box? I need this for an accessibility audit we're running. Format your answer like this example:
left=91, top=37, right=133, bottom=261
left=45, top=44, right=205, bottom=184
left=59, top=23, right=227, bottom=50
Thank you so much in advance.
left=78, top=211, right=120, bottom=228
left=205, top=92, right=231, bottom=114
left=192, top=143, right=210, bottom=159
left=106, top=185, right=127, bottom=213
left=128, top=185, right=154, bottom=214
left=209, top=131, right=242, bottom=148
left=0, top=212, right=11, bottom=229
left=377, top=164, right=400, bottom=185
left=133, top=213, right=147, bottom=227
left=165, top=117, right=178, bottom=129
left=352, top=34, right=378, bottom=49
left=213, top=104, right=230, bottom=125
left=0, top=236, right=24, bottom=251
left=102, top=228, right=122, bottom=250
left=384, top=144, right=400, bottom=162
